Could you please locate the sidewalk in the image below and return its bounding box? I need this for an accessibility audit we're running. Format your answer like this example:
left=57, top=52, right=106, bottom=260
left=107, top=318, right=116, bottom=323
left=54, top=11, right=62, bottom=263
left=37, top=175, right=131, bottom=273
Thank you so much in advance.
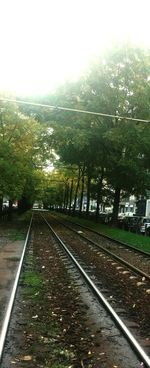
left=0, top=221, right=26, bottom=330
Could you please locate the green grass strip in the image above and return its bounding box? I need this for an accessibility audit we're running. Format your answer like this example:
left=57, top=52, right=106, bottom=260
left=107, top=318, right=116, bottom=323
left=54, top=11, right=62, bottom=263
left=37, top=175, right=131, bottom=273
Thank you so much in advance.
left=56, top=213, right=150, bottom=254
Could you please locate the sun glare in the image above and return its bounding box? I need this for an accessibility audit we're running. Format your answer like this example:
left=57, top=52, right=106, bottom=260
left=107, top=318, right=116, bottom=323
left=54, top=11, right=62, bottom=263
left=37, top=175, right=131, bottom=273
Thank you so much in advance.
left=0, top=0, right=150, bottom=95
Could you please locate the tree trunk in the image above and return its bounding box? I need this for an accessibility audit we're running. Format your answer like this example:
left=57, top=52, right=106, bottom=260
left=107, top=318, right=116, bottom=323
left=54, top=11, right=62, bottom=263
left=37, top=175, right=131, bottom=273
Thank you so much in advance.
left=65, top=183, right=69, bottom=210
left=69, top=179, right=74, bottom=214
left=79, top=171, right=85, bottom=214
left=73, top=167, right=81, bottom=215
left=18, top=196, right=32, bottom=213
left=95, top=168, right=104, bottom=222
left=63, top=186, right=67, bottom=209
left=79, top=174, right=84, bottom=214
left=8, top=200, right=13, bottom=221
left=112, top=187, right=121, bottom=225
left=63, top=182, right=69, bottom=210
left=0, top=197, right=3, bottom=220
left=86, top=175, right=91, bottom=216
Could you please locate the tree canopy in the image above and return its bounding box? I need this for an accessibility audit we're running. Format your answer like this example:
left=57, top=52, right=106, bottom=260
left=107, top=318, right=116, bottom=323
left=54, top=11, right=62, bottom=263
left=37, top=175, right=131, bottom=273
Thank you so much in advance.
left=1, top=44, right=150, bottom=220
left=43, top=45, right=150, bottom=220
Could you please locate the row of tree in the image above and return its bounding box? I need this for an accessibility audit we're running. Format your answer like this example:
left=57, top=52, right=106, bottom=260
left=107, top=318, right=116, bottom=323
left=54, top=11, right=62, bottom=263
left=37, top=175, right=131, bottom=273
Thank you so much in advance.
left=40, top=45, right=150, bottom=222
left=1, top=44, right=150, bottom=222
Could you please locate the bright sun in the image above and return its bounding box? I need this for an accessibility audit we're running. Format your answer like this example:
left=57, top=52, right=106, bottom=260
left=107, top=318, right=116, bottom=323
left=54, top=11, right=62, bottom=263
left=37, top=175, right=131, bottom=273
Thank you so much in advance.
left=0, top=0, right=150, bottom=95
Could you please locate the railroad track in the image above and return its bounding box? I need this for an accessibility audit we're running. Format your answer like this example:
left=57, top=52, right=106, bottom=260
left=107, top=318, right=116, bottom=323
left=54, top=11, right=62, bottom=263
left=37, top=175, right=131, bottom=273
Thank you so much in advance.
left=41, top=213, right=150, bottom=367
left=50, top=213, right=150, bottom=279
left=0, top=213, right=150, bottom=367
left=43, top=217, right=150, bottom=332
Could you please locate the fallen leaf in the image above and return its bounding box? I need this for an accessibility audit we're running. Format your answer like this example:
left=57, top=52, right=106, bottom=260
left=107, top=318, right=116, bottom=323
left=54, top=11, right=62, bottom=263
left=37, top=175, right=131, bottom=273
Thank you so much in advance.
left=137, top=282, right=144, bottom=287
left=21, top=355, right=32, bottom=361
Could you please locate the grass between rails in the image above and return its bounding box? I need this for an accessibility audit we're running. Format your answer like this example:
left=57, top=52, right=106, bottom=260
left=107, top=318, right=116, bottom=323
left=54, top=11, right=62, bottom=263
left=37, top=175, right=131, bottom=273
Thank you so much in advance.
left=22, top=270, right=42, bottom=297
left=55, top=213, right=150, bottom=254
left=21, top=258, right=65, bottom=365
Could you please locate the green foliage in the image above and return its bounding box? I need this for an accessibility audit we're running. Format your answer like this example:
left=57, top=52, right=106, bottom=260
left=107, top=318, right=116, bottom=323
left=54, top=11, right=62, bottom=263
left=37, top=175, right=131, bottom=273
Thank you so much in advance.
left=24, top=270, right=41, bottom=288
left=1, top=44, right=150, bottom=216
left=0, top=100, right=52, bottom=206
left=8, top=230, right=25, bottom=241
left=41, top=169, right=73, bottom=208
left=22, top=270, right=42, bottom=298
left=44, top=44, right=150, bottom=215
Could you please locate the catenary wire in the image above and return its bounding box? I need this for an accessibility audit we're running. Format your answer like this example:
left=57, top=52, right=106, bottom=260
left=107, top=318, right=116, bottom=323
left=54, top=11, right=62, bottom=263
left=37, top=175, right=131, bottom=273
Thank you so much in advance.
left=0, top=97, right=150, bottom=123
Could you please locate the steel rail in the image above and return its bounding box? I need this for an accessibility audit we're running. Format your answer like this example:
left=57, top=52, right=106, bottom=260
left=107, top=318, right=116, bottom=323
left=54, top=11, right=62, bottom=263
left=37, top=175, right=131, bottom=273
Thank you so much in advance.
left=42, top=215, right=150, bottom=368
left=50, top=216, right=150, bottom=280
left=0, top=215, right=33, bottom=363
left=56, top=215, right=150, bottom=257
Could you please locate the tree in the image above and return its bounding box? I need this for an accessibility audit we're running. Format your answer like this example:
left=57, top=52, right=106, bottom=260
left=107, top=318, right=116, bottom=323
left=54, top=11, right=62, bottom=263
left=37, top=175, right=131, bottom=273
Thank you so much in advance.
left=79, top=45, right=150, bottom=222
left=0, top=100, right=50, bottom=216
left=12, top=44, right=150, bottom=222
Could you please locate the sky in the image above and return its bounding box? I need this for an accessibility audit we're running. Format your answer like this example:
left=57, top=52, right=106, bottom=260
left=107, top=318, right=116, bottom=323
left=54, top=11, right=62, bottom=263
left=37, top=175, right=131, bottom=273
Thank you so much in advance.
left=0, top=0, right=150, bottom=96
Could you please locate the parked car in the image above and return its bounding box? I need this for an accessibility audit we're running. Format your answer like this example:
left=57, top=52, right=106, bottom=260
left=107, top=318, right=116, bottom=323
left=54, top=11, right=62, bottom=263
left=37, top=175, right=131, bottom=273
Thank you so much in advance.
left=139, top=217, right=150, bottom=235
left=2, top=201, right=9, bottom=208
left=121, top=215, right=150, bottom=235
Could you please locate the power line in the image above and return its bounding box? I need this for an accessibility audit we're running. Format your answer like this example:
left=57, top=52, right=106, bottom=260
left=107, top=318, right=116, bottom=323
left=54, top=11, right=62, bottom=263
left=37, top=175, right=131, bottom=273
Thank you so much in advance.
left=0, top=97, right=150, bottom=123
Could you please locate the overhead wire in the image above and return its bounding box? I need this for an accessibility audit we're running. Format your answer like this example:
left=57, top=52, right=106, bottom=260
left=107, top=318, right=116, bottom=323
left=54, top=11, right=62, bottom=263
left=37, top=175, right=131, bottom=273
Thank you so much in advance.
left=0, top=97, right=150, bottom=123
